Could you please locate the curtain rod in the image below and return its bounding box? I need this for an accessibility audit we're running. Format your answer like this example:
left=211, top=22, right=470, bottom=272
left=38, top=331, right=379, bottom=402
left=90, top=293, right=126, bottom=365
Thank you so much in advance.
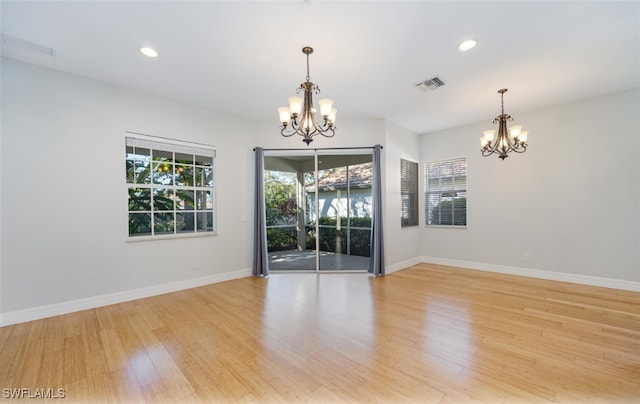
left=253, top=145, right=382, bottom=151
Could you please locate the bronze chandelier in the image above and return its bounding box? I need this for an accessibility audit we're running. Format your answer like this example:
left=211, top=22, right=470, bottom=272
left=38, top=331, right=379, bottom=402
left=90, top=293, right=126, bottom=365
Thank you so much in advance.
left=278, top=47, right=336, bottom=145
left=481, top=89, right=529, bottom=160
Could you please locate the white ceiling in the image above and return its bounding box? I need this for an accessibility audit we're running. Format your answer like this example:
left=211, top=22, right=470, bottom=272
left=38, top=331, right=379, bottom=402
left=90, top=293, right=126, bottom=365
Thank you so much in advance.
left=2, top=1, right=639, bottom=134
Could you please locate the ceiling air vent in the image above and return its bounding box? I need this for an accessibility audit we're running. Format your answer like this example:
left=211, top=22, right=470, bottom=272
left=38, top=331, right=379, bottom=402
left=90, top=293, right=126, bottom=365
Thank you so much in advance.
left=416, top=76, right=445, bottom=92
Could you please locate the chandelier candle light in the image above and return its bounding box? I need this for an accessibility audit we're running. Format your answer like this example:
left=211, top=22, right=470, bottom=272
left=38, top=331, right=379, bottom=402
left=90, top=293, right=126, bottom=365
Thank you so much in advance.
left=480, top=88, right=529, bottom=160
left=278, top=47, right=337, bottom=145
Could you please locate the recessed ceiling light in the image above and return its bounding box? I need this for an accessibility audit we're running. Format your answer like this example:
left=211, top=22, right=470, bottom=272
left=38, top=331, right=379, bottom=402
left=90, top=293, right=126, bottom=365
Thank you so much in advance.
left=458, top=39, right=477, bottom=52
left=139, top=46, right=158, bottom=58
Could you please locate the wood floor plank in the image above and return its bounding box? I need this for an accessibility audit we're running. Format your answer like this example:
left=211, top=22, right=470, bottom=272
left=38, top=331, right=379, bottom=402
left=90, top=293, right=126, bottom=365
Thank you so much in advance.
left=62, top=334, right=87, bottom=384
left=1, top=264, right=638, bottom=403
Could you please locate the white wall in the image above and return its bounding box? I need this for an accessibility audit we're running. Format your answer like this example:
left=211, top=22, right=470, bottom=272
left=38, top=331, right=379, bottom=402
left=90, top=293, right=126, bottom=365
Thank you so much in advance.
left=310, top=188, right=372, bottom=220
left=420, top=88, right=640, bottom=284
left=4, top=56, right=635, bottom=324
left=1, top=59, right=410, bottom=323
left=0, top=58, right=256, bottom=318
left=384, top=121, right=421, bottom=270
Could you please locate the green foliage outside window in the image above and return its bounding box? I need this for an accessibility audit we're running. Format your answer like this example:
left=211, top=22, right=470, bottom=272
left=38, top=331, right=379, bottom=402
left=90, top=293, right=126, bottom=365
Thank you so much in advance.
left=429, top=197, right=467, bottom=226
left=266, top=227, right=298, bottom=252
left=264, top=171, right=298, bottom=226
left=305, top=216, right=372, bottom=257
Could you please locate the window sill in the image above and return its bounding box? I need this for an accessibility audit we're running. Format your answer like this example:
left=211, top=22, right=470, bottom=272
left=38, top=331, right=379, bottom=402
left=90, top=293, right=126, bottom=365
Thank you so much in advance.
left=425, top=225, right=467, bottom=229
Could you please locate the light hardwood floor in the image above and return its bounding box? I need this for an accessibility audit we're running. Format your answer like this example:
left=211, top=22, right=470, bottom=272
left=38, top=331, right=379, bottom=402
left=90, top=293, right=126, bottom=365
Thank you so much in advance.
left=1, top=263, right=639, bottom=403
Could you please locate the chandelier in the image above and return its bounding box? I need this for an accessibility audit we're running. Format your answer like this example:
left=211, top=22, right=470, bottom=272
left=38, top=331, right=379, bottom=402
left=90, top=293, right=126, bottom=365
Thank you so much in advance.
left=480, top=89, right=529, bottom=160
left=278, top=47, right=336, bottom=145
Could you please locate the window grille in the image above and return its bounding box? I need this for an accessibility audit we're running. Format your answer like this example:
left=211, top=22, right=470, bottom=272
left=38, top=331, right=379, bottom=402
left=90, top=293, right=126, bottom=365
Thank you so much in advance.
left=126, top=135, right=216, bottom=238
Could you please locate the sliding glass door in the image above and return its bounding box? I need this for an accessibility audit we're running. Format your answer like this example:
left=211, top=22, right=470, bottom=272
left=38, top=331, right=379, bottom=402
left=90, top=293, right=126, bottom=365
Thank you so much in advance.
left=264, top=150, right=372, bottom=272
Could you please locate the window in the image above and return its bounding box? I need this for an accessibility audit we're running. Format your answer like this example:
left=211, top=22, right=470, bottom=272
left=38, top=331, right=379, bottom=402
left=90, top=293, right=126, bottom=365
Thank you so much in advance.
left=400, top=158, right=419, bottom=227
left=126, top=135, right=216, bottom=238
left=425, top=157, right=466, bottom=226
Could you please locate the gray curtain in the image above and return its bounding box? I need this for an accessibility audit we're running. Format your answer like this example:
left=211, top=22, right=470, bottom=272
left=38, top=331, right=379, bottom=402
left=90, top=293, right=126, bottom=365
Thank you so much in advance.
left=369, top=144, right=385, bottom=276
left=252, top=147, right=269, bottom=277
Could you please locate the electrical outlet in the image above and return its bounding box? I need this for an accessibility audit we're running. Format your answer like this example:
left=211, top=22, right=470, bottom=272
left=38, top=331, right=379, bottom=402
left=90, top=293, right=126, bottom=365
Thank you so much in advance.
left=523, top=253, right=530, bottom=262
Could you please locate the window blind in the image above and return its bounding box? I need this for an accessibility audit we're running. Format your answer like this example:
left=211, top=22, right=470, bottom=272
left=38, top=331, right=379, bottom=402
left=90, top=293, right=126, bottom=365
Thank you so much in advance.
left=425, top=157, right=467, bottom=226
left=400, top=158, right=419, bottom=227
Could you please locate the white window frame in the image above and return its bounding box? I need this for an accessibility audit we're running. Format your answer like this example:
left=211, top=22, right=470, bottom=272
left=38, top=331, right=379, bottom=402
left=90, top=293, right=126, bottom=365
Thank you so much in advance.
left=126, top=132, right=216, bottom=240
left=425, top=157, right=467, bottom=228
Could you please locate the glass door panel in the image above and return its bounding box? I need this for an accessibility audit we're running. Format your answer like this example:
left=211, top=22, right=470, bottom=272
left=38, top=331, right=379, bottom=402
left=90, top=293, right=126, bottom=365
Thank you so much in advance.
left=317, top=154, right=372, bottom=271
left=264, top=154, right=314, bottom=271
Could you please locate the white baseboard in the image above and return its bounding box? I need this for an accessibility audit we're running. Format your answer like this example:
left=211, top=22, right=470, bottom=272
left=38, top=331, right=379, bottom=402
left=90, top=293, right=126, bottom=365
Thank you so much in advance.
left=386, top=257, right=422, bottom=275
left=0, top=268, right=252, bottom=327
left=418, top=256, right=640, bottom=292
